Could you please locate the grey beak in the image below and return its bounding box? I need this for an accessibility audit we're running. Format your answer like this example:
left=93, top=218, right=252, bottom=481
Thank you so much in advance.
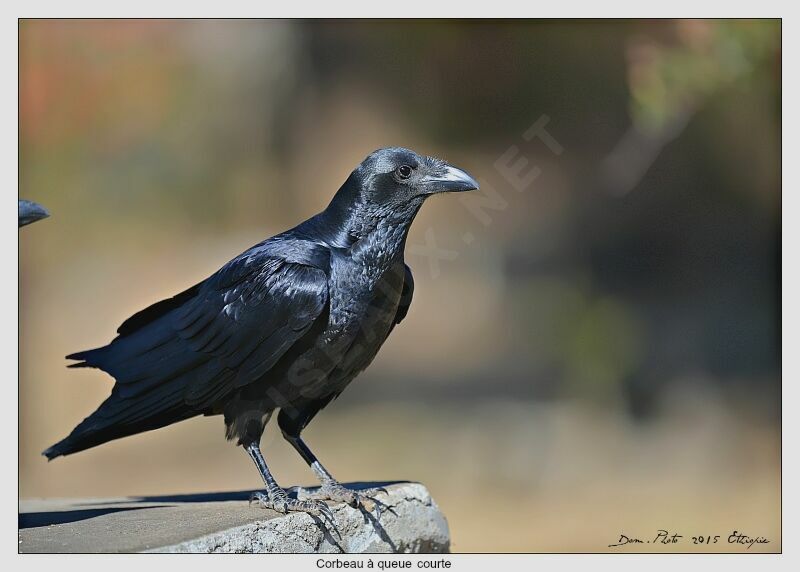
left=19, top=200, right=50, bottom=228
left=426, top=164, right=480, bottom=193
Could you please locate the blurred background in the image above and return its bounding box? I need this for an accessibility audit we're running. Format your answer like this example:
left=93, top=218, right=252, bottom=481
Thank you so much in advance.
left=19, top=19, right=780, bottom=552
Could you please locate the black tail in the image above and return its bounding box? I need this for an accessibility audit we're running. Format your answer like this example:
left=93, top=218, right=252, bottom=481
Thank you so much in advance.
left=43, top=392, right=196, bottom=460
left=48, top=281, right=213, bottom=460
left=65, top=346, right=105, bottom=369
left=46, top=340, right=200, bottom=460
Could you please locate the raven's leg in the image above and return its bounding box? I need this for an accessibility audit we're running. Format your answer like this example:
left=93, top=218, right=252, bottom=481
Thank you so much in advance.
left=244, top=441, right=334, bottom=522
left=278, top=407, right=386, bottom=515
left=227, top=398, right=334, bottom=519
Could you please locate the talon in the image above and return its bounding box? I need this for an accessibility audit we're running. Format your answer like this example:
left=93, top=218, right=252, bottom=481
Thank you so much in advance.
left=249, top=491, right=267, bottom=507
left=325, top=508, right=338, bottom=527
left=320, top=503, right=334, bottom=521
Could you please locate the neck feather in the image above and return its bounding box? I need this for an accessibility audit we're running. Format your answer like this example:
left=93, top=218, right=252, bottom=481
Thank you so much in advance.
left=303, top=175, right=424, bottom=250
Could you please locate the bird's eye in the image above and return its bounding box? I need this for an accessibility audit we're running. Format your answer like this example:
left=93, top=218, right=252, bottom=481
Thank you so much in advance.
left=396, top=165, right=413, bottom=179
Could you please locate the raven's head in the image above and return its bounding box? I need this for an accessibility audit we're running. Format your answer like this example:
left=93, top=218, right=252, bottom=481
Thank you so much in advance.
left=352, top=147, right=479, bottom=205
left=320, top=147, right=479, bottom=246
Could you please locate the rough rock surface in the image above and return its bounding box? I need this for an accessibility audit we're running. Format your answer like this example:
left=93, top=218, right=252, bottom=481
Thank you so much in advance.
left=19, top=482, right=449, bottom=554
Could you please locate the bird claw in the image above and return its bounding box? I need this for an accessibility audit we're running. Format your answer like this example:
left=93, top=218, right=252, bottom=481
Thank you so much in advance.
left=249, top=490, right=336, bottom=524
left=298, top=482, right=387, bottom=520
left=352, top=487, right=389, bottom=521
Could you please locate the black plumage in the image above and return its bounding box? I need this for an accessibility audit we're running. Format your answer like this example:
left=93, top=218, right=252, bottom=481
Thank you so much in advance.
left=44, top=147, right=478, bottom=517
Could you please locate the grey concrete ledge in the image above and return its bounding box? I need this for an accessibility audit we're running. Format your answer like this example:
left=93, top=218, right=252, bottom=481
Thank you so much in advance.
left=19, top=482, right=450, bottom=554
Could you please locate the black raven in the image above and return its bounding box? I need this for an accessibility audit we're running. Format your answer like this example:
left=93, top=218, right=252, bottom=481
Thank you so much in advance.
left=19, top=200, right=49, bottom=227
left=44, top=147, right=478, bottom=518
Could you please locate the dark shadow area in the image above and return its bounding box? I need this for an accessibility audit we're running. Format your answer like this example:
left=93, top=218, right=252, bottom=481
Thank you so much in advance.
left=72, top=481, right=412, bottom=505
left=19, top=505, right=166, bottom=529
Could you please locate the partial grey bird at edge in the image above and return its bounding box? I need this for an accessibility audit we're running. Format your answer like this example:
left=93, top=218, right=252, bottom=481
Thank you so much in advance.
left=19, top=199, right=49, bottom=227
left=44, top=147, right=479, bottom=522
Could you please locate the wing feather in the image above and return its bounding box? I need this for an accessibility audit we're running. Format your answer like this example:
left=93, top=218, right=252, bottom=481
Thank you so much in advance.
left=56, top=242, right=330, bottom=455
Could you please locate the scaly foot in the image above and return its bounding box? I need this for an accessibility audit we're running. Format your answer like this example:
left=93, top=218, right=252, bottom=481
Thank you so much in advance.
left=249, top=489, right=335, bottom=523
left=296, top=482, right=388, bottom=519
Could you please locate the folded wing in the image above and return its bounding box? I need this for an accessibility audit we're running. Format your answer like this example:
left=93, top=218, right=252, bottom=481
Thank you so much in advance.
left=45, top=242, right=330, bottom=458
